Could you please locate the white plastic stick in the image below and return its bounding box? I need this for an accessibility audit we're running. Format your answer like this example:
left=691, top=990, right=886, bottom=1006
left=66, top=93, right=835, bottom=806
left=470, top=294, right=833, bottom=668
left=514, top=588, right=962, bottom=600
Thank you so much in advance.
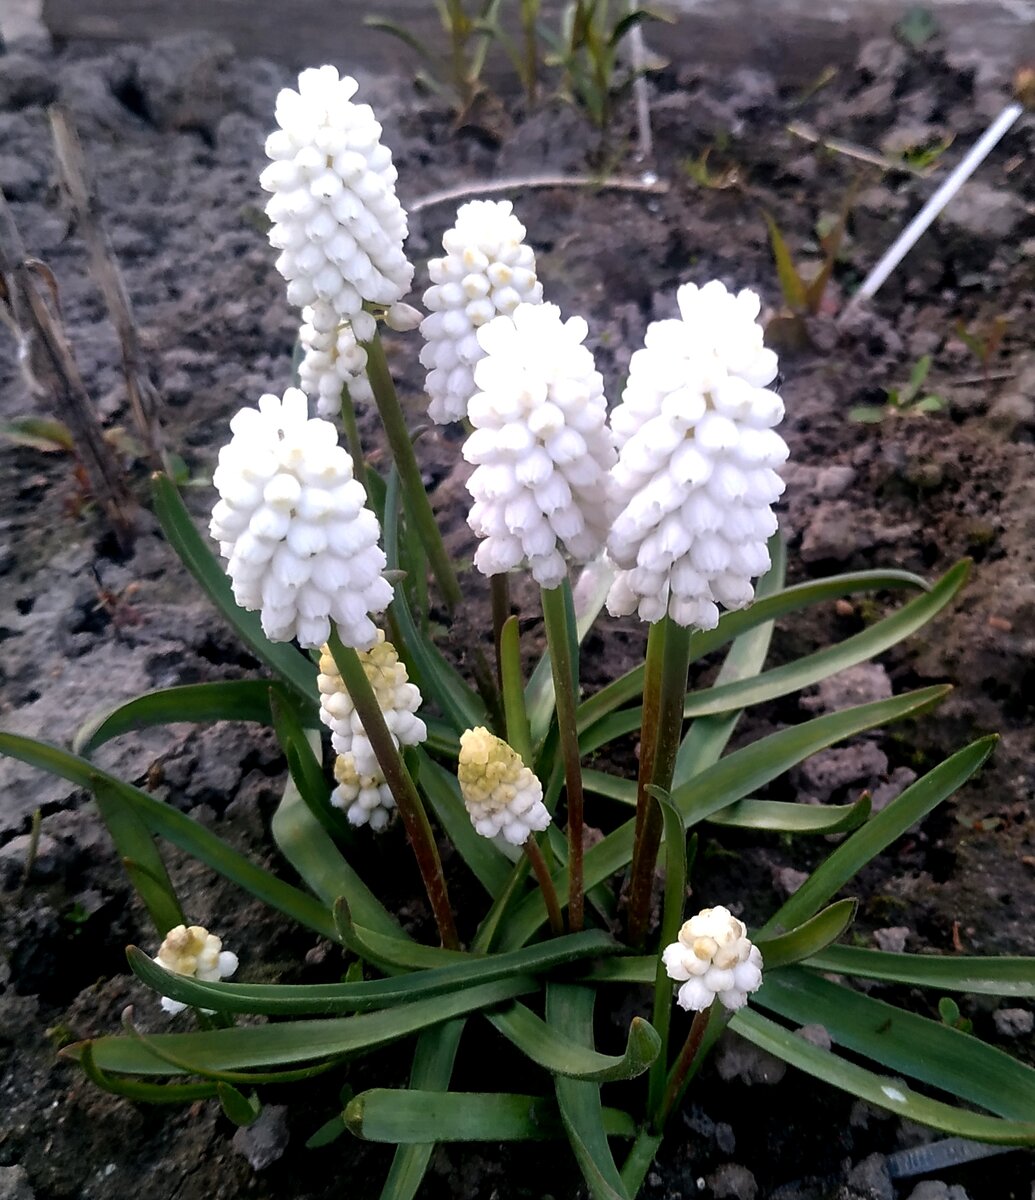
left=843, top=101, right=1022, bottom=316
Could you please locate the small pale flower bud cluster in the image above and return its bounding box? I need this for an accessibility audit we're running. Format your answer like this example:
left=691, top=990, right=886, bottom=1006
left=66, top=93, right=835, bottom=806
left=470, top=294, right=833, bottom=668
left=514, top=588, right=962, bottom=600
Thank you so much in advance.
left=317, top=633, right=427, bottom=830
left=606, top=281, right=787, bottom=630
left=457, top=727, right=551, bottom=845
left=662, top=906, right=763, bottom=1013
left=154, top=924, right=239, bottom=1016
left=420, top=200, right=543, bottom=424
left=297, top=300, right=374, bottom=419
left=260, top=66, right=412, bottom=323
left=209, top=387, right=392, bottom=649
left=463, top=304, right=616, bottom=589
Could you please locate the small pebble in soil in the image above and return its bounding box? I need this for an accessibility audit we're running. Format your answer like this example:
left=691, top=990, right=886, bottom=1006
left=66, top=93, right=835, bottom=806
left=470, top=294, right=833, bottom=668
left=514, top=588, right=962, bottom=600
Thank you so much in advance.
left=992, top=1007, right=1034, bottom=1037
left=705, top=1163, right=758, bottom=1200
left=847, top=1151, right=894, bottom=1200
left=0, top=1165, right=35, bottom=1200
left=905, top=1183, right=973, bottom=1200
left=231, top=1105, right=289, bottom=1171
left=715, top=1035, right=786, bottom=1086
left=873, top=926, right=910, bottom=953
left=795, top=1023, right=832, bottom=1051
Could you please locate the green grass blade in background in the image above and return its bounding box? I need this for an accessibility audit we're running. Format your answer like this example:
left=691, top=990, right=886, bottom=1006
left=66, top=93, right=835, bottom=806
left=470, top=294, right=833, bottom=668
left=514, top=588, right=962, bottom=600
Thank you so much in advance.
left=764, top=736, right=997, bottom=935
left=731, top=1008, right=1035, bottom=1144
left=151, top=473, right=316, bottom=701
left=803, top=946, right=1035, bottom=997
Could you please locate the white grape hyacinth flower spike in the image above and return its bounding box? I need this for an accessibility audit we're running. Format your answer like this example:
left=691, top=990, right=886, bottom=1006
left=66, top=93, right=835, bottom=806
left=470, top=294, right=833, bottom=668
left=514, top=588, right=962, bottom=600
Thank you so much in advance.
left=662, top=906, right=763, bottom=1013
left=296, top=299, right=375, bottom=419
left=209, top=387, right=392, bottom=649
left=606, top=280, right=788, bottom=630
left=420, top=200, right=543, bottom=424
left=458, top=727, right=551, bottom=846
left=463, top=303, right=616, bottom=589
left=317, top=632, right=427, bottom=830
left=260, top=65, right=413, bottom=329
left=153, top=924, right=239, bottom=1016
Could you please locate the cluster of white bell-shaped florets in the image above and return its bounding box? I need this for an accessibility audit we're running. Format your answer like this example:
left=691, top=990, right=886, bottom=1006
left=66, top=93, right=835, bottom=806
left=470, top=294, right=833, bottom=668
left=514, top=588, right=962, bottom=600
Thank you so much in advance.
left=420, top=200, right=543, bottom=425
left=606, top=281, right=787, bottom=630
left=260, top=65, right=412, bottom=326
left=297, top=299, right=374, bottom=418
left=209, top=387, right=392, bottom=649
left=662, top=906, right=764, bottom=1013
left=458, top=727, right=551, bottom=845
left=153, top=924, right=239, bottom=1016
left=317, top=633, right=427, bottom=830
left=463, top=303, right=616, bottom=589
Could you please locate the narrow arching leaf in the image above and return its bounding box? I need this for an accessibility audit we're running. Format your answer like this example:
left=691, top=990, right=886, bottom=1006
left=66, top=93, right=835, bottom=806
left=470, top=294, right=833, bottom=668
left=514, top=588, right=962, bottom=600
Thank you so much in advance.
left=217, top=1082, right=260, bottom=1126
left=764, top=737, right=997, bottom=935
left=755, top=967, right=1035, bottom=1123
left=75, top=681, right=315, bottom=757
left=126, top=931, right=622, bottom=1016
left=756, top=899, right=857, bottom=970
left=0, top=733, right=337, bottom=941
left=78, top=1044, right=217, bottom=1104
left=487, top=1002, right=659, bottom=1082
left=151, top=473, right=316, bottom=701
left=548, top=983, right=632, bottom=1200
left=731, top=1007, right=1035, bottom=1144
left=804, top=946, right=1035, bottom=997
left=68, top=977, right=539, bottom=1076
left=334, top=900, right=462, bottom=973
left=706, top=795, right=871, bottom=835
left=346, top=1089, right=636, bottom=1142
left=499, top=687, right=950, bottom=949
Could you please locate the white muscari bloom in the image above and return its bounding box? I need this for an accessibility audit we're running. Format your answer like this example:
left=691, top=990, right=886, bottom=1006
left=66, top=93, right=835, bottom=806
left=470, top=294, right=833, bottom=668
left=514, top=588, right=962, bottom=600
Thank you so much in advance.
left=458, top=727, right=551, bottom=845
left=318, top=633, right=427, bottom=830
left=606, top=280, right=788, bottom=630
left=260, top=65, right=412, bottom=322
left=420, top=200, right=543, bottom=424
left=153, top=924, right=238, bottom=1016
left=209, top=387, right=392, bottom=649
left=662, top=905, right=763, bottom=1013
left=297, top=300, right=374, bottom=419
left=463, top=303, right=616, bottom=589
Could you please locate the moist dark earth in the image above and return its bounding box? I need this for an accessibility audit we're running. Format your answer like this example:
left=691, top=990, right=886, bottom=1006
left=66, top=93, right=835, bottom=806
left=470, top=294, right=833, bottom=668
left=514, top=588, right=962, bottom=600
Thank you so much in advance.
left=1, top=23, right=1034, bottom=1200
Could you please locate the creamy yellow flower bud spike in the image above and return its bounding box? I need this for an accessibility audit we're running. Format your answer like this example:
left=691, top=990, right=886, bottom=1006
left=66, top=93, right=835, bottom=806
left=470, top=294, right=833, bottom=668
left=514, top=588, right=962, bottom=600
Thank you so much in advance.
left=458, top=726, right=551, bottom=845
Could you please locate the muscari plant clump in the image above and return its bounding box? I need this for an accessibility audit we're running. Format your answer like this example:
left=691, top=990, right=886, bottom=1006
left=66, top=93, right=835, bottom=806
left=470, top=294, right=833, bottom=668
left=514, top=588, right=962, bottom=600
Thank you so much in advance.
left=3, top=64, right=1035, bottom=1200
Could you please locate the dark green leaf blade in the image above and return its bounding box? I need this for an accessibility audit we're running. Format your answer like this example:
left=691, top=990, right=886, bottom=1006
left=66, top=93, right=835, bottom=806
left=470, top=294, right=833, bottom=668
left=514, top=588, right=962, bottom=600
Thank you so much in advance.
left=803, top=946, right=1035, bottom=997
left=757, top=899, right=857, bottom=970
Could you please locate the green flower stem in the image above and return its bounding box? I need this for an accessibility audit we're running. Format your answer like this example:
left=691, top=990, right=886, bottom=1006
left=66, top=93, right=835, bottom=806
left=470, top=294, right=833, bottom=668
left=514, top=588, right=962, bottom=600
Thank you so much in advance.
left=620, top=1127, right=663, bottom=1198
left=626, top=617, right=692, bottom=947
left=540, top=584, right=585, bottom=932
left=656, top=1005, right=713, bottom=1128
left=338, top=384, right=368, bottom=496
left=490, top=573, right=510, bottom=687
left=523, top=835, right=564, bottom=937
left=327, top=628, right=460, bottom=950
left=363, top=333, right=462, bottom=611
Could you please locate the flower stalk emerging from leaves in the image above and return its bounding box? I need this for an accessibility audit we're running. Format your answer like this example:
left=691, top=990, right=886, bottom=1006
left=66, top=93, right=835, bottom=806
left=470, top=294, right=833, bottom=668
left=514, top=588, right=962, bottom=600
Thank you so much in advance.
left=209, top=388, right=392, bottom=649
left=318, top=632, right=427, bottom=831
left=153, top=925, right=238, bottom=1016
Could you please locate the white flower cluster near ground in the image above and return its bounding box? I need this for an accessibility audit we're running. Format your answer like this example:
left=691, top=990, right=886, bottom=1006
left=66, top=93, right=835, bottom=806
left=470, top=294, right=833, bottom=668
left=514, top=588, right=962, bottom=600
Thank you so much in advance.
left=317, top=633, right=427, bottom=830
left=209, top=388, right=392, bottom=649
left=606, top=281, right=787, bottom=629
left=153, top=925, right=238, bottom=1016
left=463, top=303, right=616, bottom=589
left=662, top=905, right=764, bottom=1012
left=420, top=200, right=543, bottom=425
left=297, top=300, right=375, bottom=419
left=458, top=727, right=551, bottom=845
left=260, top=65, right=412, bottom=325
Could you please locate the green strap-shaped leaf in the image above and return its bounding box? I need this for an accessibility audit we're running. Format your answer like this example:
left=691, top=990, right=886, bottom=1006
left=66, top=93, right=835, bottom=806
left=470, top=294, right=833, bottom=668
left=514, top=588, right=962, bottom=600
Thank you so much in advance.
left=270, top=691, right=355, bottom=844
left=731, top=1007, right=1035, bottom=1144
left=487, top=1002, right=660, bottom=1082
left=78, top=1044, right=217, bottom=1104
left=548, top=983, right=633, bottom=1200
left=151, top=473, right=316, bottom=701
left=582, top=770, right=872, bottom=836
left=126, top=931, right=623, bottom=1016
left=803, top=946, right=1035, bottom=997
left=347, top=1089, right=636, bottom=1143
left=0, top=732, right=337, bottom=941
left=333, top=900, right=465, bottom=973
left=754, top=967, right=1035, bottom=1124
left=91, top=777, right=184, bottom=935
left=67, top=977, right=539, bottom=1076
left=377, top=1019, right=465, bottom=1200
left=417, top=752, right=511, bottom=898
left=756, top=900, right=857, bottom=970
left=764, top=736, right=997, bottom=935
left=576, top=560, right=926, bottom=735
left=499, top=687, right=950, bottom=949
left=74, top=681, right=316, bottom=757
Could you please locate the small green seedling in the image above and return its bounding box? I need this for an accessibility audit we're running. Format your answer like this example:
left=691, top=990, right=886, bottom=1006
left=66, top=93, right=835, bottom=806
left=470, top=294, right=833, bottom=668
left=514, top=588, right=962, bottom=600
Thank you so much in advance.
left=850, top=356, right=945, bottom=423
left=938, top=996, right=973, bottom=1035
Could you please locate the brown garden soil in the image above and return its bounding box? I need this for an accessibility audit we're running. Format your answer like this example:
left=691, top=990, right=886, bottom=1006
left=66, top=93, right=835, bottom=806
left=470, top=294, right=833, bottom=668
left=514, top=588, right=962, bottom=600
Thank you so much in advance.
left=1, top=24, right=1034, bottom=1200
